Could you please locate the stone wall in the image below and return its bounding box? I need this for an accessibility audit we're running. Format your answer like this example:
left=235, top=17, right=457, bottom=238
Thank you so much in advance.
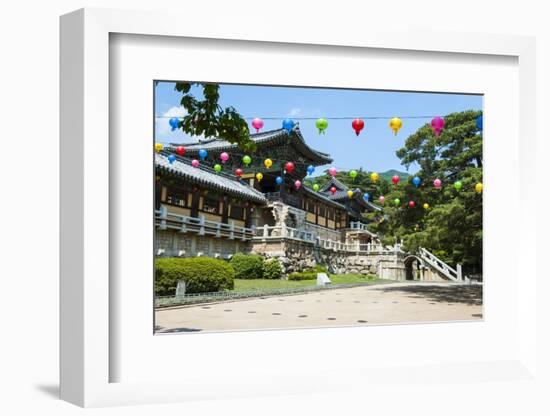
left=155, top=230, right=250, bottom=259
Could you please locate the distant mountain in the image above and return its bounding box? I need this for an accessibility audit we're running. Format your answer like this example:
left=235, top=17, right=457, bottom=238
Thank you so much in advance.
left=378, top=169, right=410, bottom=181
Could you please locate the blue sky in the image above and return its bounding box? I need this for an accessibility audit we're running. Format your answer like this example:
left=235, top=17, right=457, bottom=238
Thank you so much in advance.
left=155, top=82, right=482, bottom=174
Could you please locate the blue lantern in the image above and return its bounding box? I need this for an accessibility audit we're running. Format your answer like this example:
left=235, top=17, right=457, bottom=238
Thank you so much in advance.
left=476, top=115, right=483, bottom=131
left=412, top=176, right=421, bottom=188
left=198, top=149, right=208, bottom=160
left=276, top=176, right=284, bottom=185
left=168, top=117, right=179, bottom=131
left=307, top=165, right=315, bottom=176
left=363, top=193, right=370, bottom=202
left=282, top=118, right=295, bottom=134
left=168, top=154, right=176, bottom=164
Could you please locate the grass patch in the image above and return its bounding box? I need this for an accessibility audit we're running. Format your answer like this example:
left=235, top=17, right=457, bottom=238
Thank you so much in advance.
left=233, top=274, right=377, bottom=292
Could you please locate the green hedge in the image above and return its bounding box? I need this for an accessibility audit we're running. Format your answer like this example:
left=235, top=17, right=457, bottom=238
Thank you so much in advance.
left=262, top=258, right=282, bottom=280
left=288, top=271, right=318, bottom=281
left=155, top=257, right=235, bottom=295
left=229, top=253, right=264, bottom=279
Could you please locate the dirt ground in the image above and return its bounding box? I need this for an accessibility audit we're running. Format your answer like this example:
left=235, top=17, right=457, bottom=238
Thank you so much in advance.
left=155, top=281, right=483, bottom=334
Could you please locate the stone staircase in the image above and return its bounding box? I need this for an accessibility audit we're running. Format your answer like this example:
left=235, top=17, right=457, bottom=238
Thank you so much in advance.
left=418, top=247, right=465, bottom=282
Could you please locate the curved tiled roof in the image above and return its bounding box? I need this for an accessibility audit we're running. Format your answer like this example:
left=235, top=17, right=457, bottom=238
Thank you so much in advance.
left=156, top=153, right=267, bottom=204
left=319, top=177, right=382, bottom=212
left=171, top=125, right=332, bottom=166
left=302, top=186, right=347, bottom=210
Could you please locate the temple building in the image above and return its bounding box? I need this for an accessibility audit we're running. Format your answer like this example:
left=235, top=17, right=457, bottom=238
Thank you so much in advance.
left=155, top=125, right=398, bottom=275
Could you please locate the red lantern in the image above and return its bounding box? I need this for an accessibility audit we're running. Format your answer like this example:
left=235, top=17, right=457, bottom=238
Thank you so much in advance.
left=235, top=168, right=243, bottom=177
left=392, top=175, right=400, bottom=185
left=330, top=186, right=337, bottom=195
left=175, top=146, right=185, bottom=156
left=285, top=162, right=295, bottom=173
left=408, top=200, right=416, bottom=208
left=351, top=118, right=365, bottom=136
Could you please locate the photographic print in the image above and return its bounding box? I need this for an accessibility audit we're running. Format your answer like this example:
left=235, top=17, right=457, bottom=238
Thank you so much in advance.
left=153, top=82, right=483, bottom=334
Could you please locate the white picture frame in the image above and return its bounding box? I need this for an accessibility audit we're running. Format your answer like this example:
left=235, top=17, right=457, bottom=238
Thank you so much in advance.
left=60, top=8, right=538, bottom=407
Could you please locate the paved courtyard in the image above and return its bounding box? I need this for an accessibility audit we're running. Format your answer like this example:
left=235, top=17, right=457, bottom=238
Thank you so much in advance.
left=155, top=282, right=483, bottom=334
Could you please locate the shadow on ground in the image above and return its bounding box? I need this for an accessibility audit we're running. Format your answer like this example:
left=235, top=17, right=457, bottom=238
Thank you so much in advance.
left=155, top=325, right=202, bottom=334
left=376, top=284, right=483, bottom=306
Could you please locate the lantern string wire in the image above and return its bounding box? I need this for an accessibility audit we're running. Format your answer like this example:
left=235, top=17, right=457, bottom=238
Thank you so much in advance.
left=156, top=115, right=439, bottom=120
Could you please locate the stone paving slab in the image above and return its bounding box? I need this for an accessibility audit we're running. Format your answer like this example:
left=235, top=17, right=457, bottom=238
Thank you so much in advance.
left=155, top=282, right=483, bottom=334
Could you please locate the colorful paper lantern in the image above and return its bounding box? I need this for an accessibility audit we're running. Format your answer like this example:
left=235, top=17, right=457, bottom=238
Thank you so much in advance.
left=453, top=180, right=462, bottom=191
left=393, top=198, right=400, bottom=206
left=315, top=118, right=328, bottom=134
left=175, top=146, right=185, bottom=156
left=475, top=182, right=483, bottom=193
left=168, top=154, right=176, bottom=164
left=307, top=165, right=315, bottom=176
left=433, top=178, right=442, bottom=189
left=389, top=117, right=403, bottom=135
left=379, top=195, right=385, bottom=204
left=370, top=172, right=379, bottom=182
left=282, top=118, right=295, bottom=134
left=392, top=175, right=400, bottom=185
left=242, top=155, right=252, bottom=166
left=235, top=168, right=244, bottom=177
left=351, top=118, right=365, bottom=136
left=264, top=158, right=273, bottom=169
left=294, top=180, right=302, bottom=189
left=198, top=149, right=208, bottom=160
left=285, top=162, right=295, bottom=173
left=276, top=176, right=283, bottom=185
left=256, top=172, right=263, bottom=182
left=251, top=117, right=264, bottom=133
left=412, top=176, right=421, bottom=188
left=220, top=152, right=229, bottom=163
left=408, top=200, right=416, bottom=208
left=476, top=115, right=483, bottom=131
left=328, top=167, right=337, bottom=177
left=431, top=116, right=445, bottom=137
left=154, top=143, right=164, bottom=153
left=330, top=186, right=337, bottom=195
left=214, top=164, right=222, bottom=173
left=349, top=169, right=358, bottom=179
left=191, top=159, right=200, bottom=168
left=168, top=117, right=179, bottom=131
left=363, top=193, right=370, bottom=202
left=423, top=203, right=430, bottom=210
left=313, top=184, right=320, bottom=192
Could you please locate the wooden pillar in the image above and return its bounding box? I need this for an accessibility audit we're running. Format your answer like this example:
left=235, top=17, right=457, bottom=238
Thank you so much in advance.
left=221, top=195, right=229, bottom=224
left=190, top=188, right=200, bottom=217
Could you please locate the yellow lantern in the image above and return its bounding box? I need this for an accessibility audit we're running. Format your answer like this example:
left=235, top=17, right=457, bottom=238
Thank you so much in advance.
left=423, top=203, right=430, bottom=210
left=154, top=143, right=164, bottom=153
left=264, top=158, right=273, bottom=169
left=475, top=182, right=483, bottom=193
left=347, top=190, right=354, bottom=198
left=370, top=172, right=379, bottom=182
left=389, top=117, right=403, bottom=135
left=256, top=172, right=263, bottom=182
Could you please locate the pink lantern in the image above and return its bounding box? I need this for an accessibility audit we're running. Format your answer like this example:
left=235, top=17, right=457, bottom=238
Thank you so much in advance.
left=330, top=186, right=337, bottom=195
left=392, top=175, right=400, bottom=185
left=251, top=117, right=264, bottom=133
left=433, top=178, right=442, bottom=189
left=220, top=152, right=229, bottom=163
left=408, top=201, right=416, bottom=208
left=191, top=159, right=200, bottom=168
left=431, top=117, right=445, bottom=137
left=328, top=167, right=337, bottom=177
left=295, top=180, right=302, bottom=189
left=235, top=168, right=243, bottom=177
left=379, top=195, right=385, bottom=204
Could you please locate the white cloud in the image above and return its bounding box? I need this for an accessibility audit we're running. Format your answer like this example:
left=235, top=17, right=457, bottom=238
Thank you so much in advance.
left=155, top=106, right=206, bottom=143
left=289, top=108, right=302, bottom=117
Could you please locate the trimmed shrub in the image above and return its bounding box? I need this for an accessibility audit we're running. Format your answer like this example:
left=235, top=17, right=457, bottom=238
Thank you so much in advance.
left=287, top=271, right=317, bottom=281
left=262, top=258, right=283, bottom=280
left=155, top=257, right=235, bottom=295
left=229, top=253, right=264, bottom=279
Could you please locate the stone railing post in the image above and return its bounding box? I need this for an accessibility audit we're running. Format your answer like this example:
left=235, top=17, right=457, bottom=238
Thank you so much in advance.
left=229, top=220, right=235, bottom=240
left=158, top=205, right=168, bottom=230
left=263, top=224, right=269, bottom=238
left=198, top=215, right=206, bottom=236
left=457, top=264, right=462, bottom=281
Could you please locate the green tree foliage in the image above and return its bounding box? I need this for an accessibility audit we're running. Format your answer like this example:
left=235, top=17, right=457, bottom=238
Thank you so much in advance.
left=229, top=253, right=265, bottom=279
left=173, top=82, right=255, bottom=151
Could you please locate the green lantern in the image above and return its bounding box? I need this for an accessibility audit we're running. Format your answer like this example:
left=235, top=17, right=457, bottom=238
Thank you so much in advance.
left=313, top=183, right=320, bottom=192
left=349, top=169, right=358, bottom=180
left=214, top=164, right=222, bottom=173
left=242, top=155, right=252, bottom=166
left=315, top=118, right=328, bottom=134
left=453, top=180, right=462, bottom=191
left=393, top=198, right=400, bottom=206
